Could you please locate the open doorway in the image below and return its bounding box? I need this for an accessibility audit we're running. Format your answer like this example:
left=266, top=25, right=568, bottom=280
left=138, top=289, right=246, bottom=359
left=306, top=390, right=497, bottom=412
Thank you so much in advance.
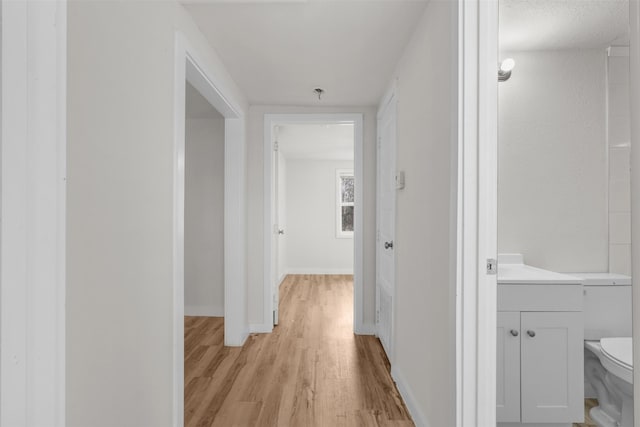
left=173, top=34, right=247, bottom=426
left=264, top=114, right=364, bottom=333
left=495, top=2, right=632, bottom=426
left=183, top=81, right=226, bottom=421
left=273, top=122, right=355, bottom=324
left=184, top=82, right=225, bottom=319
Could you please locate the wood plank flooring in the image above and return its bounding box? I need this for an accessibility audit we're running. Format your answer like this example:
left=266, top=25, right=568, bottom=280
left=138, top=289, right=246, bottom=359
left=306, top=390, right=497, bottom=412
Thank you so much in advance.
left=185, top=274, right=414, bottom=427
left=573, top=399, right=598, bottom=427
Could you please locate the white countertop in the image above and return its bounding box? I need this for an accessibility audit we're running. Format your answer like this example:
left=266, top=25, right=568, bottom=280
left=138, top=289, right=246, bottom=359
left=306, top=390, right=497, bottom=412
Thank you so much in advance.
left=497, top=254, right=582, bottom=285
left=568, top=272, right=631, bottom=286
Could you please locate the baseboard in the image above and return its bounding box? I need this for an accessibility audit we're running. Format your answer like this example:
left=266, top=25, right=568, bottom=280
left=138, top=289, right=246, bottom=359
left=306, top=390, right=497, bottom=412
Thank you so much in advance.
left=184, top=305, right=223, bottom=317
left=249, top=323, right=273, bottom=334
left=391, top=366, right=429, bottom=427
left=355, top=322, right=376, bottom=335
left=498, top=424, right=571, bottom=427
left=278, top=273, right=288, bottom=286
left=225, top=330, right=249, bottom=347
left=286, top=268, right=354, bottom=275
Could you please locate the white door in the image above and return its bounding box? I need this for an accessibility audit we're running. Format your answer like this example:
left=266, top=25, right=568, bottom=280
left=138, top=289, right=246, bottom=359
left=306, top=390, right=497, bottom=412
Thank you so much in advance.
left=376, top=96, right=397, bottom=360
left=496, top=311, right=521, bottom=422
left=271, top=140, right=280, bottom=325
left=520, top=311, right=583, bottom=423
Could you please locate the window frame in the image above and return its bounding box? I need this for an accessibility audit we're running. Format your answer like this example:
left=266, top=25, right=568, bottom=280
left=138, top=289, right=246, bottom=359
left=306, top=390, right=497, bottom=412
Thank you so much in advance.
left=336, top=168, right=355, bottom=238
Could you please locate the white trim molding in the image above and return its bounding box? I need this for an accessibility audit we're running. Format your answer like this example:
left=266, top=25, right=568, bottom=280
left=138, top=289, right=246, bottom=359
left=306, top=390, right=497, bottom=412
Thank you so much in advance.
left=1, top=1, right=67, bottom=425
left=391, top=366, right=429, bottom=427
left=184, top=306, right=224, bottom=317
left=173, top=31, right=248, bottom=427
left=286, top=268, right=355, bottom=275
left=630, top=0, right=640, bottom=417
left=457, top=0, right=498, bottom=426
left=249, top=323, right=275, bottom=334
left=263, top=114, right=365, bottom=334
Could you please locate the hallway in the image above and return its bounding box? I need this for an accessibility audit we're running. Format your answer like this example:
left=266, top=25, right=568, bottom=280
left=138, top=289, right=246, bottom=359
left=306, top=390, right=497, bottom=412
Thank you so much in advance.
left=184, top=275, right=414, bottom=426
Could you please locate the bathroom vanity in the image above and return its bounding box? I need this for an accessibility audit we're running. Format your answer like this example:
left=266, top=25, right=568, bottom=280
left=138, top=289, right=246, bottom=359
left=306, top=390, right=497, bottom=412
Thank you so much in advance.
left=497, top=255, right=584, bottom=427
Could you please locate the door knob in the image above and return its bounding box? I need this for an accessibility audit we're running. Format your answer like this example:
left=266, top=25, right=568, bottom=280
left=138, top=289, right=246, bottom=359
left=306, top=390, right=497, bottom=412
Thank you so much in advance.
left=384, top=241, right=394, bottom=249
left=510, top=329, right=519, bottom=337
left=527, top=330, right=536, bottom=338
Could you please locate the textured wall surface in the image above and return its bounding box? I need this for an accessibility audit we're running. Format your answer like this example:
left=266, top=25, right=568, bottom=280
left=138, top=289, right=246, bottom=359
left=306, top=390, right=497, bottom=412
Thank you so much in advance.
left=607, top=52, right=632, bottom=275
left=498, top=49, right=608, bottom=272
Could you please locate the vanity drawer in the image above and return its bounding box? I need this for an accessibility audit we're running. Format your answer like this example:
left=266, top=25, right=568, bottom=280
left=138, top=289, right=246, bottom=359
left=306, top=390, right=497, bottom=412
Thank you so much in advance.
left=497, top=284, right=583, bottom=311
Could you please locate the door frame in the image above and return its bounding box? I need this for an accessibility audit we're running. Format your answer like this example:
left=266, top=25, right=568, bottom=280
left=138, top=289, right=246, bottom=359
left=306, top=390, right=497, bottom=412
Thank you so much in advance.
left=1, top=1, right=67, bottom=425
left=630, top=0, right=640, bottom=416
left=173, top=32, right=248, bottom=427
left=457, top=0, right=499, bottom=426
left=262, top=113, right=365, bottom=334
left=465, top=1, right=640, bottom=425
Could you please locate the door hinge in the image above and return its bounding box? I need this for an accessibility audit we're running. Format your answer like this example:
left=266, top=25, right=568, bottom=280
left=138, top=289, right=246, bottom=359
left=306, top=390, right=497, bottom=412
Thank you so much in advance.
left=273, top=141, right=279, bottom=152
left=376, top=309, right=379, bottom=324
left=486, top=258, right=497, bottom=275
left=376, top=229, right=380, bottom=242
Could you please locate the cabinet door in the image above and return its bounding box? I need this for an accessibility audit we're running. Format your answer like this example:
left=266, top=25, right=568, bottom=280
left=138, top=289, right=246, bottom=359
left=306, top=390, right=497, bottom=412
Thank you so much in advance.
left=520, top=312, right=584, bottom=423
left=497, top=311, right=521, bottom=422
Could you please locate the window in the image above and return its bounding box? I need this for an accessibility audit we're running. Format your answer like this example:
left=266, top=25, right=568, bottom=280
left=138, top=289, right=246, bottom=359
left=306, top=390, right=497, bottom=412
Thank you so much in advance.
left=336, top=169, right=354, bottom=238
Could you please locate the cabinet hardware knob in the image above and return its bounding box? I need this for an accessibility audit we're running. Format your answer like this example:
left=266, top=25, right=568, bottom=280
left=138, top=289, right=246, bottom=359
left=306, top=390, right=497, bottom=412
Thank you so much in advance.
left=527, top=330, right=536, bottom=338
left=510, top=329, right=519, bottom=337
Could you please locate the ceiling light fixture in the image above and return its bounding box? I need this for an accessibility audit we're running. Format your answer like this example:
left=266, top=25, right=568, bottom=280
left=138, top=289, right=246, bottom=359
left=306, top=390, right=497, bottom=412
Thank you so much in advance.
left=498, top=58, right=516, bottom=82
left=314, top=88, right=325, bottom=100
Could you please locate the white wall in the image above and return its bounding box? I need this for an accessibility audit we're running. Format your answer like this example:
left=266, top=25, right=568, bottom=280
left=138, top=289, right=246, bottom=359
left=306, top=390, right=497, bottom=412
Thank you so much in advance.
left=607, top=49, right=632, bottom=275
left=285, top=159, right=354, bottom=274
left=66, top=2, right=248, bottom=426
left=383, top=1, right=458, bottom=425
left=498, top=50, right=608, bottom=272
left=185, top=117, right=225, bottom=316
left=246, top=105, right=377, bottom=330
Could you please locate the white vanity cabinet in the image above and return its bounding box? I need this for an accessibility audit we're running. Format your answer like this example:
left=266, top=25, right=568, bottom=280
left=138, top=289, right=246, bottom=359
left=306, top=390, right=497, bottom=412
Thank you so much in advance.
left=497, top=283, right=584, bottom=427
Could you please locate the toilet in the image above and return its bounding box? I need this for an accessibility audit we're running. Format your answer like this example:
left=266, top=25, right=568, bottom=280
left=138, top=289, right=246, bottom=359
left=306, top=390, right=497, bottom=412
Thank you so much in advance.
left=578, top=273, right=633, bottom=427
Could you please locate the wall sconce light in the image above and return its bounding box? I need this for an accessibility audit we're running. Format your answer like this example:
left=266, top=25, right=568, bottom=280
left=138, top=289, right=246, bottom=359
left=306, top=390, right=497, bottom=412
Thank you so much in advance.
left=498, top=58, right=515, bottom=82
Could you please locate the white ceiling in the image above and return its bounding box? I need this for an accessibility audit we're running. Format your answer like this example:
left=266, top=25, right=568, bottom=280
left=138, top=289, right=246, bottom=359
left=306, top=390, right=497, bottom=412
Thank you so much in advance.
left=186, top=81, right=224, bottom=119
left=277, top=123, right=354, bottom=161
left=500, top=0, right=629, bottom=51
left=182, top=1, right=428, bottom=106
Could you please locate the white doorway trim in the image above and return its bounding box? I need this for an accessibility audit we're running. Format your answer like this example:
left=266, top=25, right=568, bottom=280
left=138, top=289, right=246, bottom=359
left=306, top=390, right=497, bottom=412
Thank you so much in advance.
left=456, top=0, right=499, bottom=426
left=1, top=1, right=67, bottom=425
left=262, top=113, right=365, bottom=334
left=630, top=0, right=640, bottom=416
left=173, top=32, right=247, bottom=427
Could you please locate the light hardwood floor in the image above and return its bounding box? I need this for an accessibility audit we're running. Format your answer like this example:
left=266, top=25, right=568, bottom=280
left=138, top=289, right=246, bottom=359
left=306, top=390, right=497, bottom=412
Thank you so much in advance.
left=572, top=399, right=598, bottom=427
left=185, top=274, right=414, bottom=427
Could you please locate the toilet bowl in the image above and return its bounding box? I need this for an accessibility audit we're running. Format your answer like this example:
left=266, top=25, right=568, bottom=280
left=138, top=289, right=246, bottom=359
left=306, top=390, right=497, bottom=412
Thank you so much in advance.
left=600, top=337, right=633, bottom=385
left=585, top=338, right=633, bottom=427
left=577, top=273, right=633, bottom=427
